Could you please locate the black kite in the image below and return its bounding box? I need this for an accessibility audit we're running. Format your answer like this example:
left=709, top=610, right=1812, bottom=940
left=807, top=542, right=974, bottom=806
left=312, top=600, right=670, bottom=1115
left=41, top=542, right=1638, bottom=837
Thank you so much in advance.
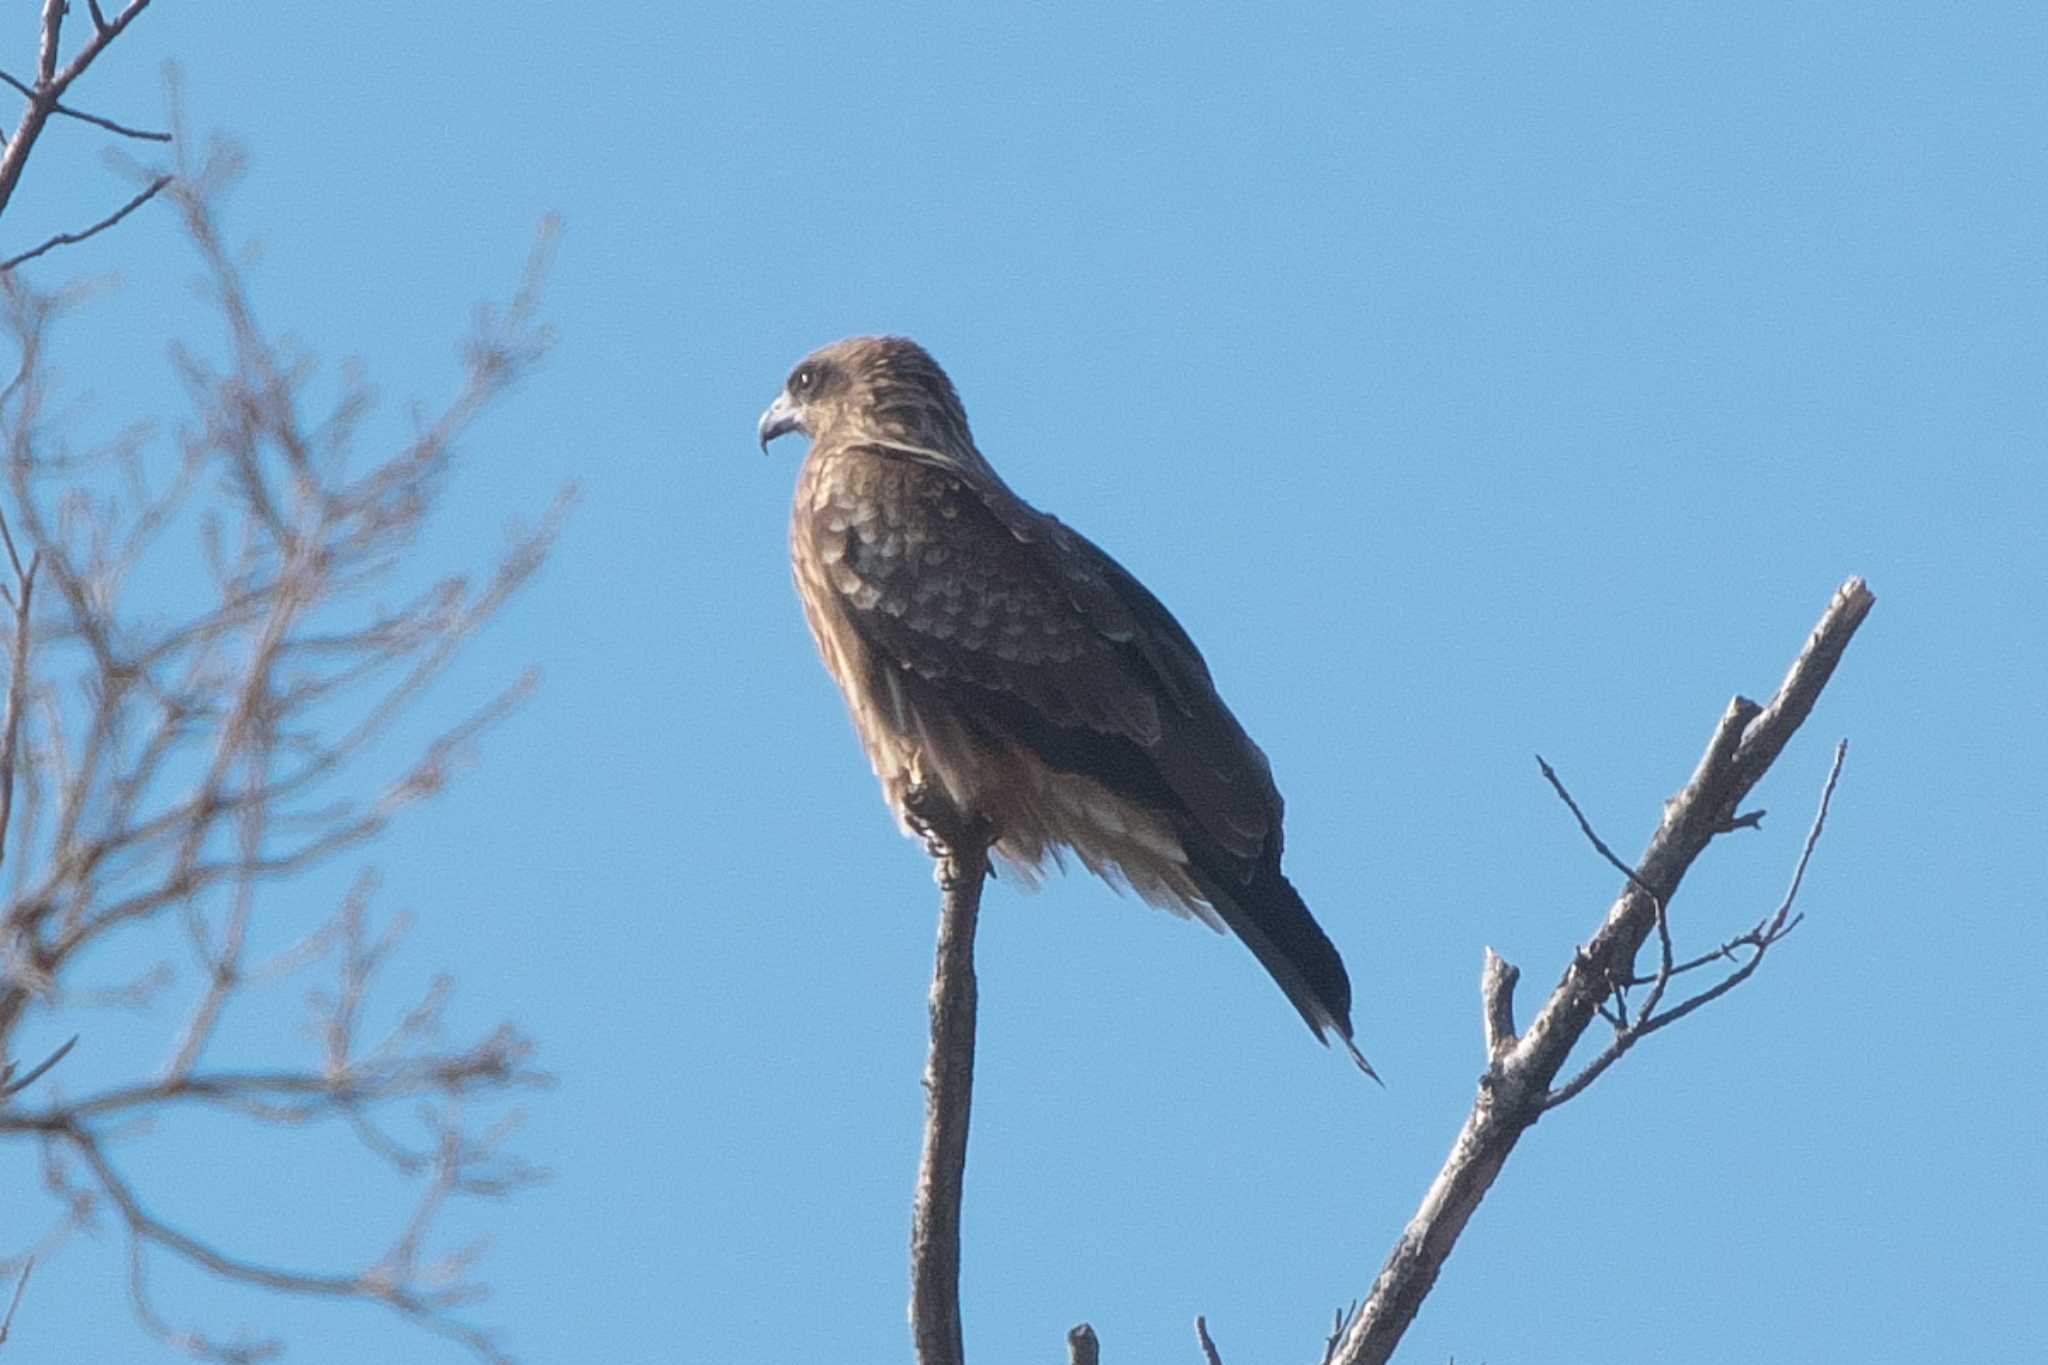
left=761, top=336, right=1372, bottom=1075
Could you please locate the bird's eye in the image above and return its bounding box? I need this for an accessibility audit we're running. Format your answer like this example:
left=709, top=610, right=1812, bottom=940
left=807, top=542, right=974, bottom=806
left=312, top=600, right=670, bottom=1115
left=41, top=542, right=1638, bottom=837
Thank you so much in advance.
left=794, top=367, right=815, bottom=393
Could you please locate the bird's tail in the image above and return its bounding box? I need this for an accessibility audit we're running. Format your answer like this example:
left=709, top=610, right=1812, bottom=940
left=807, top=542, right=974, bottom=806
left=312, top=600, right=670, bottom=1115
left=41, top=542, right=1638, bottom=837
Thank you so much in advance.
left=1193, top=859, right=1379, bottom=1083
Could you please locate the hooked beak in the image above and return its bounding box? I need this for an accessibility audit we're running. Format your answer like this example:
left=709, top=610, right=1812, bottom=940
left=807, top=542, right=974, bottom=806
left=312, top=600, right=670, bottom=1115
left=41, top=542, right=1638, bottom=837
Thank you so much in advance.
left=757, top=391, right=803, bottom=453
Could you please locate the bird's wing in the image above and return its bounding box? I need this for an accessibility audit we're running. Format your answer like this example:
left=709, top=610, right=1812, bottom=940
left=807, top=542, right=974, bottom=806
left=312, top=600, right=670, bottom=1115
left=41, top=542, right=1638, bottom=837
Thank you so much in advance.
left=812, top=445, right=1277, bottom=862
left=805, top=444, right=1361, bottom=1052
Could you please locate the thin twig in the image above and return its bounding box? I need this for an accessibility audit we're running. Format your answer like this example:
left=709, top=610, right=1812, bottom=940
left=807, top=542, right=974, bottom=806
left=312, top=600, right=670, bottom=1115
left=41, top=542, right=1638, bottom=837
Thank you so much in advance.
left=1620, top=931, right=1776, bottom=985
left=0, top=511, right=21, bottom=585
left=1764, top=742, right=1844, bottom=936
left=1322, top=1303, right=1358, bottom=1365
left=44, top=96, right=167, bottom=140
left=1617, top=739, right=1844, bottom=1039
left=0, top=1045, right=542, bottom=1133
left=1195, top=1315, right=1224, bottom=1365
left=1535, top=754, right=1676, bottom=1026
left=1638, top=869, right=1678, bottom=1024
left=0, top=1256, right=29, bottom=1345
left=63, top=1120, right=509, bottom=1361
left=1, top=174, right=170, bottom=272
left=1533, top=755, right=1661, bottom=905
left=0, top=548, right=36, bottom=867
left=1542, top=738, right=1848, bottom=1109
left=0, top=1034, right=73, bottom=1099
left=0, top=69, right=170, bottom=140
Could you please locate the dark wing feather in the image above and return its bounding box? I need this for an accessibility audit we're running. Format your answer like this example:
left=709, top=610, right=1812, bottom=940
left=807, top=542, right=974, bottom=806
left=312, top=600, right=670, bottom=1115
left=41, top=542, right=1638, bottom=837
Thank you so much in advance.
left=813, top=445, right=1357, bottom=1045
left=824, top=449, right=1270, bottom=850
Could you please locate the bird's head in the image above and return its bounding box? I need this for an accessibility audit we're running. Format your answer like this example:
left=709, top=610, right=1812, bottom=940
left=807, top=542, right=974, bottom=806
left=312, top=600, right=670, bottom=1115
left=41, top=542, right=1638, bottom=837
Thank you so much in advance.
left=758, top=336, right=978, bottom=466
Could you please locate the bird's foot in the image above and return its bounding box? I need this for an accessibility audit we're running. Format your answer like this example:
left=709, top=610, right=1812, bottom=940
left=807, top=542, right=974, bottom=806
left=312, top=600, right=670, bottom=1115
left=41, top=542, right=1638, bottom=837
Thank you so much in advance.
left=902, top=779, right=951, bottom=859
left=903, top=780, right=991, bottom=884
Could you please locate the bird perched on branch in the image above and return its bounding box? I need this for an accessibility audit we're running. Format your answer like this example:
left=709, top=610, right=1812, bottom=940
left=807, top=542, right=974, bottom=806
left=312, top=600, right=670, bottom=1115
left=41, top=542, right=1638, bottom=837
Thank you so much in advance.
left=761, top=337, right=1373, bottom=1077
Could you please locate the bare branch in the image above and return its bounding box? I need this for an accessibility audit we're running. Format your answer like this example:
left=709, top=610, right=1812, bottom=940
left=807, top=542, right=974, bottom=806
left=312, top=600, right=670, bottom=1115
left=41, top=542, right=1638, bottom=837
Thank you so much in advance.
left=1479, top=948, right=1519, bottom=1066
left=1614, top=739, right=1843, bottom=1037
left=0, top=542, right=36, bottom=863
left=0, top=69, right=169, bottom=141
left=70, top=1122, right=361, bottom=1296
left=1, top=174, right=170, bottom=272
left=0, top=1255, right=29, bottom=1346
left=41, top=95, right=167, bottom=141
left=0, top=1043, right=543, bottom=1133
left=1533, top=754, right=1664, bottom=906
left=1321, top=1304, right=1358, bottom=1365
left=905, top=784, right=992, bottom=1365
left=1327, top=578, right=1874, bottom=1365
left=0, top=0, right=158, bottom=222
left=34, top=0, right=61, bottom=87
left=1535, top=756, right=1680, bottom=1027
left=64, top=1121, right=511, bottom=1361
left=0, top=1032, right=72, bottom=1098
left=1195, top=1315, right=1224, bottom=1365
left=1541, top=740, right=1844, bottom=1108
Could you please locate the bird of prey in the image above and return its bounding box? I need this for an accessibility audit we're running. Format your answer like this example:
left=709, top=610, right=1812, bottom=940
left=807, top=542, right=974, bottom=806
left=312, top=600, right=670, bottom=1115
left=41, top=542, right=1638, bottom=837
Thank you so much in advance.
left=761, top=336, right=1372, bottom=1076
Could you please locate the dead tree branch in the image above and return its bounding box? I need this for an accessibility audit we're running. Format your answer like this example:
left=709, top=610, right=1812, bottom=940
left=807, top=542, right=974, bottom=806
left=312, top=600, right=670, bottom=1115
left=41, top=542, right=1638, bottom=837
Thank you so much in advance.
left=1321, top=1304, right=1359, bottom=1365
left=0, top=67, right=170, bottom=142
left=0, top=0, right=160, bottom=248
left=1327, top=577, right=1874, bottom=1365
left=0, top=1031, right=69, bottom=1099
left=0, top=173, right=170, bottom=272
left=1479, top=949, right=1519, bottom=1066
left=0, top=552, right=34, bottom=869
left=0, top=1256, right=28, bottom=1346
left=1541, top=739, right=1845, bottom=1108
left=905, top=783, right=992, bottom=1365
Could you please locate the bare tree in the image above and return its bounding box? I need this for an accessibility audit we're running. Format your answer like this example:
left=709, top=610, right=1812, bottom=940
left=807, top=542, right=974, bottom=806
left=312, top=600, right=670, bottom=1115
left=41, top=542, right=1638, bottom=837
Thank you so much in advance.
left=903, top=578, right=1873, bottom=1363
left=0, top=13, right=570, bottom=1358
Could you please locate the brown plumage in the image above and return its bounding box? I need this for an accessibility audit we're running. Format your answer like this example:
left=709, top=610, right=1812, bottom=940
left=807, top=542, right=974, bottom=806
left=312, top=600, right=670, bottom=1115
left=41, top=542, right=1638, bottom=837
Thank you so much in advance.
left=760, top=336, right=1372, bottom=1075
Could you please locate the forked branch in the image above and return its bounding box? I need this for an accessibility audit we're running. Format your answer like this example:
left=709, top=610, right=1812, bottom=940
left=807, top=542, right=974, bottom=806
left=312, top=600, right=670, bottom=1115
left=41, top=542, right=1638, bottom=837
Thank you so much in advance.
left=1327, top=577, right=1874, bottom=1365
left=0, top=0, right=162, bottom=249
left=1542, top=738, right=1846, bottom=1108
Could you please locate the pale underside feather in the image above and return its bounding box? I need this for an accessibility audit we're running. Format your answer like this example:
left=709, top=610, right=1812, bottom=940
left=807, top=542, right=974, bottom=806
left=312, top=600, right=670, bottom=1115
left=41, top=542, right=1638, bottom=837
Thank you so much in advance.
left=868, top=660, right=1227, bottom=931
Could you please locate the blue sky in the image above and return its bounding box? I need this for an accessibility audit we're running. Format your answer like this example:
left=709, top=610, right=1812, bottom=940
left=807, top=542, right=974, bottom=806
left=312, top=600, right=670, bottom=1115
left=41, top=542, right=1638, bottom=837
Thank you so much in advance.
left=3, top=3, right=2043, bottom=1361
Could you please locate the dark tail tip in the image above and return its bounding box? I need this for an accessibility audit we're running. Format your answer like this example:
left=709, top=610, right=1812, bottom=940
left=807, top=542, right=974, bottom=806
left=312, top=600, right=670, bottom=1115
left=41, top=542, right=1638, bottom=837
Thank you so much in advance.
left=1336, top=1030, right=1383, bottom=1086
left=1193, top=858, right=1375, bottom=1078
